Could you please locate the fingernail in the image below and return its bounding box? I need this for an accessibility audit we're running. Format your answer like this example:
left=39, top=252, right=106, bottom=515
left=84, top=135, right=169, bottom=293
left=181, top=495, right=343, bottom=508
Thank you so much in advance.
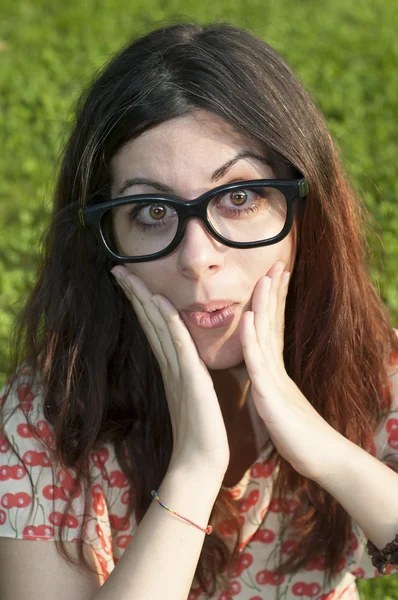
left=111, top=267, right=122, bottom=279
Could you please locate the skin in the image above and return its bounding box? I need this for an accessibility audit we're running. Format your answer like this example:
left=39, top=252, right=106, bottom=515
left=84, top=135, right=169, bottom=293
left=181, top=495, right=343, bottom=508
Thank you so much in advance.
left=110, top=110, right=297, bottom=477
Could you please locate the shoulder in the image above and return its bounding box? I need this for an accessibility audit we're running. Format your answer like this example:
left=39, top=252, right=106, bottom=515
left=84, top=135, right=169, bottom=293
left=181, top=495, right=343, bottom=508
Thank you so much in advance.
left=372, top=328, right=398, bottom=467
left=0, top=366, right=133, bottom=550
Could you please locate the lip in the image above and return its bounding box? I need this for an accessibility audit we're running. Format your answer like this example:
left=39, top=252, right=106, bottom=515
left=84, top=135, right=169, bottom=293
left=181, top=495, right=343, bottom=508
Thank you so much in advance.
left=183, top=299, right=236, bottom=312
left=181, top=302, right=239, bottom=330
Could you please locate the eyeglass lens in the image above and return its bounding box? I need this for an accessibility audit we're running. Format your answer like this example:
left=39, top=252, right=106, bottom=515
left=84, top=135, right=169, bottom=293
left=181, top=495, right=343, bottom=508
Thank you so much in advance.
left=101, top=185, right=287, bottom=258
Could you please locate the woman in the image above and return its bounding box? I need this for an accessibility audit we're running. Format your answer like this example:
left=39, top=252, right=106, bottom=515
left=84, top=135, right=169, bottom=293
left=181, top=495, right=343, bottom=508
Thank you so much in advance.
left=0, top=21, right=397, bottom=600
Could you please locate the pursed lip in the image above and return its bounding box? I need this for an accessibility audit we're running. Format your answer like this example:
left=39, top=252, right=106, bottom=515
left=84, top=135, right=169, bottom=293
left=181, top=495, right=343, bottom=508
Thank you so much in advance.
left=182, top=299, right=237, bottom=313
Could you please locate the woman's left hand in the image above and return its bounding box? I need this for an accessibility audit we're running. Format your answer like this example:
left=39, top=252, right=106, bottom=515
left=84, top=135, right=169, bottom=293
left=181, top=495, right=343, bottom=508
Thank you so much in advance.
left=239, top=260, right=345, bottom=483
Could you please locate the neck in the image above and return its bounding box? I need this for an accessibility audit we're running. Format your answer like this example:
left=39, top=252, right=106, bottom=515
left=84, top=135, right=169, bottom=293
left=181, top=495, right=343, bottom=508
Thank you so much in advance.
left=208, top=363, right=251, bottom=430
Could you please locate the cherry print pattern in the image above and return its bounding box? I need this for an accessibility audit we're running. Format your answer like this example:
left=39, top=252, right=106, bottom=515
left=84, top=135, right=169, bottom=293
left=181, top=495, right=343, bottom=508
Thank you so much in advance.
left=0, top=339, right=397, bottom=597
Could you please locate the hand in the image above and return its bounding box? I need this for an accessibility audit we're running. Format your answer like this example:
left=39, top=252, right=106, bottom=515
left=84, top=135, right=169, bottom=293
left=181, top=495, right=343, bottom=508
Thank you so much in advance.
left=239, top=260, right=344, bottom=482
left=111, top=266, right=230, bottom=478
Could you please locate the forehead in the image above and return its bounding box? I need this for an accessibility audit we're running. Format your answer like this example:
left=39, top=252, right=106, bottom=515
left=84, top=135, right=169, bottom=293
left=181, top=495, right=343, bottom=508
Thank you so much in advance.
left=110, top=111, right=272, bottom=195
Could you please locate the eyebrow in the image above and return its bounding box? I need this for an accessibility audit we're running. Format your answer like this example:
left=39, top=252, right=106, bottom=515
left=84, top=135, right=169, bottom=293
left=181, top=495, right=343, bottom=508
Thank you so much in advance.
left=116, top=150, right=271, bottom=196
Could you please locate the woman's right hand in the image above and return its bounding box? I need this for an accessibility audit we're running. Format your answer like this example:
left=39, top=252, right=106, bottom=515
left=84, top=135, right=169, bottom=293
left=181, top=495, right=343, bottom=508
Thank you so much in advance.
left=111, top=266, right=230, bottom=479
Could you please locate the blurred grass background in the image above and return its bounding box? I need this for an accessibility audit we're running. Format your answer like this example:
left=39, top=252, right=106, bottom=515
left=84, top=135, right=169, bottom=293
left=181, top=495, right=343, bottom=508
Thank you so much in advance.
left=0, top=0, right=397, bottom=596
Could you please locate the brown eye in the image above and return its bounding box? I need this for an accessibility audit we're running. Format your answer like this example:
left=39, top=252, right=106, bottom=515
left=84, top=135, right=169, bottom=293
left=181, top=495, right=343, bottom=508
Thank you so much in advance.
left=230, top=191, right=248, bottom=206
left=149, top=204, right=167, bottom=220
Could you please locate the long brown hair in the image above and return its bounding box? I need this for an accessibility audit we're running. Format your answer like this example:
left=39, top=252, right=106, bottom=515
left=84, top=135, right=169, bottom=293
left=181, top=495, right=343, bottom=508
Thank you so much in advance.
left=2, top=21, right=397, bottom=596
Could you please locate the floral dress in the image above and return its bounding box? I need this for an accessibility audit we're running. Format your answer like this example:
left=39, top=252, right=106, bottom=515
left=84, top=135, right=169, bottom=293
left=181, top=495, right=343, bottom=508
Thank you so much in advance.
left=1, top=338, right=397, bottom=599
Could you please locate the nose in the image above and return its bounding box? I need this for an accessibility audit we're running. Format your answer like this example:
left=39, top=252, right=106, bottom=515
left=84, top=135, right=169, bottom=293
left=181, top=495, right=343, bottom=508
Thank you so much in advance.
left=177, top=218, right=225, bottom=279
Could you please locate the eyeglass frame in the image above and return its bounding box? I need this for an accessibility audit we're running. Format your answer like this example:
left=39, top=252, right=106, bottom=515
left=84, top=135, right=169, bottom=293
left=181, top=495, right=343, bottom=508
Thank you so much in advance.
left=79, top=178, right=309, bottom=263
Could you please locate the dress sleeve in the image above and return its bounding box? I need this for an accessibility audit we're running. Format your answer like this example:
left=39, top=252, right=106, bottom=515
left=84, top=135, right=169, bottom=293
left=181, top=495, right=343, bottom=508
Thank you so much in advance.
left=0, top=371, right=87, bottom=542
left=347, top=329, right=398, bottom=580
left=0, top=368, right=136, bottom=582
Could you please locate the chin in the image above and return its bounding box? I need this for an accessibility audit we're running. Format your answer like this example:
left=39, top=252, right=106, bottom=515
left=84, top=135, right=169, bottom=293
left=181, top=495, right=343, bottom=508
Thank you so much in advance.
left=196, top=343, right=244, bottom=370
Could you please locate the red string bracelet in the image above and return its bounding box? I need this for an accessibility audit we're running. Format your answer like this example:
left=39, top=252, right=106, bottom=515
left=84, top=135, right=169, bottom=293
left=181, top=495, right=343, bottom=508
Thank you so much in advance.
left=151, top=490, right=213, bottom=535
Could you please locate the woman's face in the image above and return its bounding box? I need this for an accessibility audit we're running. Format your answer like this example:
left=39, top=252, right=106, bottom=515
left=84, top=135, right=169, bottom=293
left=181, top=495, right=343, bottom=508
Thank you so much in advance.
left=111, top=111, right=297, bottom=370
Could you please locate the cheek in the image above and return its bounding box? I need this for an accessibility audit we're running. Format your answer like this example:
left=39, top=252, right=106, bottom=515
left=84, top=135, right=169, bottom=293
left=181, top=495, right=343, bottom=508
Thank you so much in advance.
left=124, top=263, right=168, bottom=294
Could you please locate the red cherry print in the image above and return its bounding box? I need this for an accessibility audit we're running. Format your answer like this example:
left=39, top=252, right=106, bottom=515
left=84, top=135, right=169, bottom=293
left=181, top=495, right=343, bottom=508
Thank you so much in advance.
left=292, top=582, right=306, bottom=596
left=227, top=580, right=241, bottom=596
left=286, top=498, right=299, bottom=514
left=49, top=511, right=63, bottom=526
left=96, top=523, right=111, bottom=555
left=386, top=418, right=398, bottom=434
left=188, top=589, right=202, bottom=600
left=97, top=448, right=109, bottom=464
left=307, top=582, right=321, bottom=596
left=36, top=420, right=54, bottom=446
left=116, top=535, right=132, bottom=549
left=252, top=528, right=275, bottom=544
left=0, top=509, right=6, bottom=525
left=217, top=593, right=229, bottom=600
left=248, top=597, right=263, bottom=600
left=250, top=462, right=264, bottom=478
left=10, top=464, right=27, bottom=479
left=95, top=552, right=109, bottom=580
left=67, top=514, right=78, bottom=528
left=218, top=518, right=237, bottom=536
left=15, top=492, right=32, bottom=508
left=269, top=498, right=283, bottom=513
left=121, top=490, right=130, bottom=505
left=231, top=552, right=253, bottom=577
left=247, top=489, right=260, bottom=507
left=336, top=557, right=345, bottom=572
left=256, top=569, right=285, bottom=586
left=17, top=383, right=35, bottom=410
left=91, top=448, right=110, bottom=476
left=261, top=459, right=274, bottom=478
left=1, top=493, right=12, bottom=508
left=387, top=432, right=398, bottom=449
left=317, top=593, right=336, bottom=600
left=48, top=511, right=78, bottom=529
left=388, top=350, right=398, bottom=367
left=238, top=498, right=251, bottom=513
left=109, top=470, right=129, bottom=488
left=109, top=514, right=131, bottom=531
left=350, top=531, right=358, bottom=552
left=386, top=418, right=398, bottom=449
left=351, top=567, right=365, bottom=578
left=91, top=484, right=105, bottom=516
left=227, top=488, right=241, bottom=500
left=0, top=435, right=10, bottom=453
left=218, top=515, right=244, bottom=536
left=23, top=524, right=54, bottom=539
left=17, top=382, right=32, bottom=402
left=42, top=484, right=68, bottom=501
left=0, top=465, right=10, bottom=481
left=305, top=557, right=325, bottom=571
left=16, top=424, right=35, bottom=439
left=22, top=450, right=50, bottom=468
left=292, top=582, right=321, bottom=597
left=58, top=469, right=82, bottom=498
left=282, top=539, right=299, bottom=554
left=1, top=492, right=31, bottom=509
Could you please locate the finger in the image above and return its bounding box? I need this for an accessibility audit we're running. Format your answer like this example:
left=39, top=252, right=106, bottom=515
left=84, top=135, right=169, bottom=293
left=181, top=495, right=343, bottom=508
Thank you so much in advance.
left=276, top=271, right=290, bottom=339
left=268, top=261, right=285, bottom=332
left=240, top=311, right=267, bottom=390
left=150, top=295, right=206, bottom=371
left=252, top=275, right=271, bottom=347
left=112, top=269, right=201, bottom=373
left=114, top=273, right=170, bottom=366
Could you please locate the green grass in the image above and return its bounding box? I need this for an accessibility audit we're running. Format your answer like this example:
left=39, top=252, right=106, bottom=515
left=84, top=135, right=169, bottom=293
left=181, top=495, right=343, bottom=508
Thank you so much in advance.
left=0, top=1, right=397, bottom=597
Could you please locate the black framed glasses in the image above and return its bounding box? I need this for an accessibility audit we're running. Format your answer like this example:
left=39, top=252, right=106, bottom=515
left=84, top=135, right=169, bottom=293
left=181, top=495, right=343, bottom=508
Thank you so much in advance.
left=80, top=178, right=308, bottom=263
